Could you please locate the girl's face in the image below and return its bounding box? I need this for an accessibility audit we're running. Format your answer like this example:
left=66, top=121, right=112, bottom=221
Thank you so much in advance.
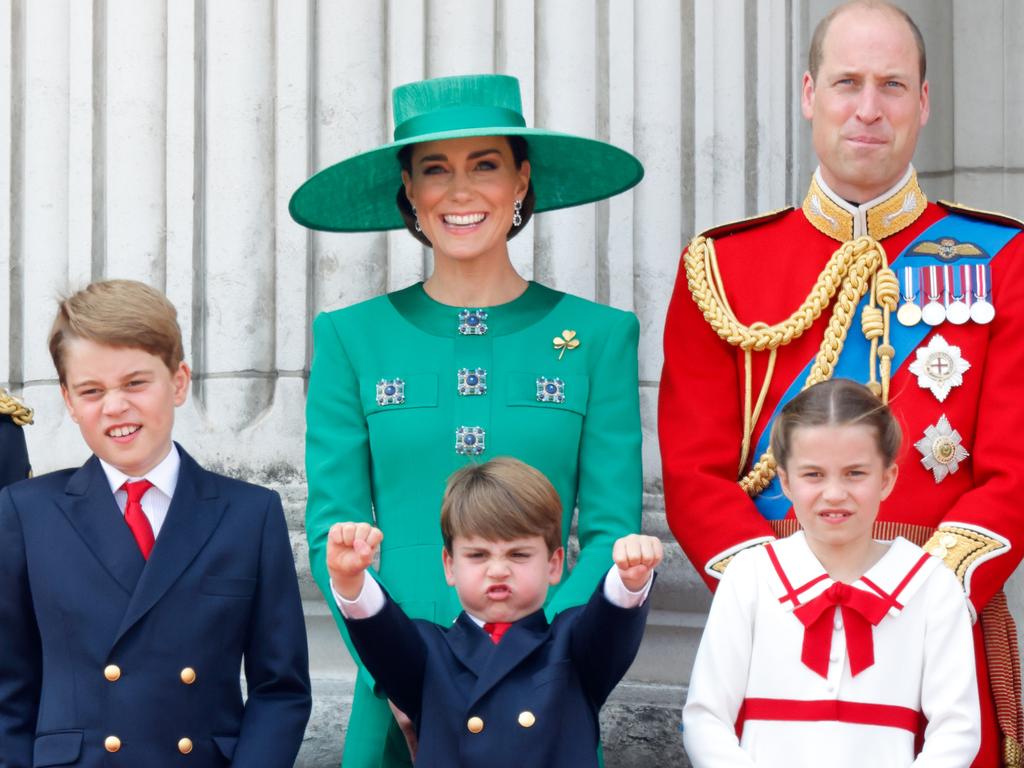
left=402, top=135, right=530, bottom=264
left=777, top=423, right=898, bottom=556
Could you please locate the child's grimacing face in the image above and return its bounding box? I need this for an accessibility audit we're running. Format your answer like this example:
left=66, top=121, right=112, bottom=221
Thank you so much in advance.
left=777, top=422, right=898, bottom=555
left=442, top=534, right=564, bottom=624
left=61, top=338, right=190, bottom=478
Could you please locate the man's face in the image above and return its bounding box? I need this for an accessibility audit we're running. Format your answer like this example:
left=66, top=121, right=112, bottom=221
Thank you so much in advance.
left=802, top=5, right=929, bottom=203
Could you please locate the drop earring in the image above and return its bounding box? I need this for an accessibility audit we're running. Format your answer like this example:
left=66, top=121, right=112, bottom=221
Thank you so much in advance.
left=412, top=205, right=422, bottom=232
left=512, top=199, right=523, bottom=228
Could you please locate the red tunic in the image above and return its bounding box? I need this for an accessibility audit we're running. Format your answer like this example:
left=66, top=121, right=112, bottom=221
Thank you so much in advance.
left=660, top=168, right=1024, bottom=767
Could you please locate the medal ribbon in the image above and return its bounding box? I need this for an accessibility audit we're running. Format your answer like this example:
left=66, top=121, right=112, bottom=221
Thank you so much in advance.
left=793, top=582, right=890, bottom=678
left=751, top=213, right=1019, bottom=519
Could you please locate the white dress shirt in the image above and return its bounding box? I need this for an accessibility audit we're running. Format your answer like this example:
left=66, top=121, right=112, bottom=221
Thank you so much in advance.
left=99, top=444, right=181, bottom=539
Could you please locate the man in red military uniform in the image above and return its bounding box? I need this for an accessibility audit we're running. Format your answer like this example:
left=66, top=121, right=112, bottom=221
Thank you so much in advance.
left=660, top=3, right=1024, bottom=766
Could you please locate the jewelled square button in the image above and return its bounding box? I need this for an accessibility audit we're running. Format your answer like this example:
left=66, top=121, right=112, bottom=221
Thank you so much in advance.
left=376, top=378, right=405, bottom=406
left=455, top=426, right=486, bottom=455
left=458, top=309, right=488, bottom=335
left=536, top=377, right=565, bottom=404
left=458, top=368, right=488, bottom=396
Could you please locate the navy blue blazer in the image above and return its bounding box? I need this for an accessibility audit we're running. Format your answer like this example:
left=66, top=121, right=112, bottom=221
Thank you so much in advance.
left=344, top=575, right=651, bottom=767
left=0, top=445, right=311, bottom=768
left=0, top=413, right=30, bottom=491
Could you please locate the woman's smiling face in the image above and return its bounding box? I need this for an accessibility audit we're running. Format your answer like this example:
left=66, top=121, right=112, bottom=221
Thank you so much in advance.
left=402, top=135, right=530, bottom=263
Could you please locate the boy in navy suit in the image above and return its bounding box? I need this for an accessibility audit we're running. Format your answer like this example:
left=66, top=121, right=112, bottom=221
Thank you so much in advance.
left=0, top=280, right=311, bottom=767
left=327, top=457, right=662, bottom=767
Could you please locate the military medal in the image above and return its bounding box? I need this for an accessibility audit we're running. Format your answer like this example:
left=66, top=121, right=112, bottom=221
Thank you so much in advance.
left=970, top=264, right=995, bottom=324
left=908, top=334, right=970, bottom=402
left=944, top=265, right=970, bottom=325
left=896, top=266, right=922, bottom=326
left=914, top=415, right=969, bottom=483
left=920, top=266, right=946, bottom=326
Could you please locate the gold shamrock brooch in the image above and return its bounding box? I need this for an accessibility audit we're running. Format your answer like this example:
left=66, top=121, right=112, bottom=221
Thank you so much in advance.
left=553, top=330, right=580, bottom=360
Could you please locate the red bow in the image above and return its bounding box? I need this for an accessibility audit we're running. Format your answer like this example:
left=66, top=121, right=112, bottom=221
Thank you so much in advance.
left=793, top=582, right=890, bottom=678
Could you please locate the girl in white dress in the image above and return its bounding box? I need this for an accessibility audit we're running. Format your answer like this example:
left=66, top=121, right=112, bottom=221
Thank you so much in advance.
left=683, top=378, right=980, bottom=768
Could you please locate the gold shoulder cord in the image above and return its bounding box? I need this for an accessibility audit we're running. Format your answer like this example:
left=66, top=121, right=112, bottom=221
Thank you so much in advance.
left=0, top=389, right=34, bottom=427
left=685, top=234, right=898, bottom=496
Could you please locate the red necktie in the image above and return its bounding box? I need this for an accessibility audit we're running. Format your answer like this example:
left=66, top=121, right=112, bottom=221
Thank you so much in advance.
left=122, top=479, right=155, bottom=559
left=483, top=622, right=512, bottom=644
left=792, top=582, right=890, bottom=678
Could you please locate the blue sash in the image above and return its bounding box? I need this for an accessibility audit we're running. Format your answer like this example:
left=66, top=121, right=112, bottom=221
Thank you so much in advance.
left=752, top=214, right=1019, bottom=519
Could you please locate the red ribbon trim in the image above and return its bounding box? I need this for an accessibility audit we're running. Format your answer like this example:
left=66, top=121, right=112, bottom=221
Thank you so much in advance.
left=735, top=698, right=923, bottom=737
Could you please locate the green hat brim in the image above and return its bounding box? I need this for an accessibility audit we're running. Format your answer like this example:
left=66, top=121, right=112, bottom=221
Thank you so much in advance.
left=288, top=127, right=644, bottom=233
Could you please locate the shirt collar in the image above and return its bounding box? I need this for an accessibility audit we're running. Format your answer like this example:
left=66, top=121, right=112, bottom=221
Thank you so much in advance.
left=801, top=165, right=927, bottom=242
left=100, top=443, right=181, bottom=499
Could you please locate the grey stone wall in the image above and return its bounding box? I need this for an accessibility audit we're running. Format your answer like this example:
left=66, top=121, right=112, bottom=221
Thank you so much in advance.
left=3, top=2, right=1022, bottom=765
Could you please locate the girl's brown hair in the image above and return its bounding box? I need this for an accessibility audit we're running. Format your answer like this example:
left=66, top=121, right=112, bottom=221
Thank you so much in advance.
left=770, top=378, right=902, bottom=469
left=441, top=457, right=562, bottom=555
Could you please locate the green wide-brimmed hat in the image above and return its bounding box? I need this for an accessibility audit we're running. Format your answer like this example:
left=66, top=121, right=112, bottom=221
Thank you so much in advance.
left=289, top=74, right=644, bottom=232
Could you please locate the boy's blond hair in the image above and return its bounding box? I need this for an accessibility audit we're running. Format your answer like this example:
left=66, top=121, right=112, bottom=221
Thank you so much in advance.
left=441, top=457, right=563, bottom=555
left=49, top=279, right=184, bottom=384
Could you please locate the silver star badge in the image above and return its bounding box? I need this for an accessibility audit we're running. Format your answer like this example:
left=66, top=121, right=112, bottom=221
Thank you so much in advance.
left=914, top=415, right=969, bottom=483
left=908, top=334, right=971, bottom=402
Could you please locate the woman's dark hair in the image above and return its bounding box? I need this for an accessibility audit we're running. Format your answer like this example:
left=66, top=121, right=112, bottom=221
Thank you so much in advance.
left=769, top=378, right=902, bottom=469
left=395, top=135, right=536, bottom=247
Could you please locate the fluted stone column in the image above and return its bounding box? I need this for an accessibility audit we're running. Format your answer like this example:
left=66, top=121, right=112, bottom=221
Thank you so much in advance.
left=2, top=2, right=1021, bottom=765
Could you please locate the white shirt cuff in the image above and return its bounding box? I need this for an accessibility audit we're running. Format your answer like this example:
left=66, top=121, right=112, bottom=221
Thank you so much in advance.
left=603, top=565, right=653, bottom=608
left=332, top=575, right=386, bottom=619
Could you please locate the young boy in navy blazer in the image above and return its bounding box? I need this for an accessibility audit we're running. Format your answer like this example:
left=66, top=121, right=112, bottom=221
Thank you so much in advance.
left=0, top=280, right=311, bottom=767
left=328, top=457, right=662, bottom=767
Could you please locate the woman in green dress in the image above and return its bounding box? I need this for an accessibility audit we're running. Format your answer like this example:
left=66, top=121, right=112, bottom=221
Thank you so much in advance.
left=290, top=74, right=644, bottom=768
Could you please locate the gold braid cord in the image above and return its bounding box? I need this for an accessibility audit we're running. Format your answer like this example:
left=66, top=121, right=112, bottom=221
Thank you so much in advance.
left=685, top=234, right=898, bottom=496
left=0, top=388, right=33, bottom=426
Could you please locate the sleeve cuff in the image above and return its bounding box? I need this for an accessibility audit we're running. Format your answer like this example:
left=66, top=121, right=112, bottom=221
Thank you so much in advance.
left=604, top=565, right=653, bottom=608
left=332, top=575, right=386, bottom=619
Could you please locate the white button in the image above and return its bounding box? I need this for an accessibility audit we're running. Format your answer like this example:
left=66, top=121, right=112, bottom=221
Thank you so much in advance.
left=830, top=653, right=840, bottom=663
left=834, top=617, right=843, bottom=630
left=825, top=683, right=835, bottom=693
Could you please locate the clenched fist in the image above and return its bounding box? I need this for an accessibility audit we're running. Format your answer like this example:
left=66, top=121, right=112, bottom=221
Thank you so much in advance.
left=327, top=522, right=384, bottom=600
left=612, top=534, right=664, bottom=592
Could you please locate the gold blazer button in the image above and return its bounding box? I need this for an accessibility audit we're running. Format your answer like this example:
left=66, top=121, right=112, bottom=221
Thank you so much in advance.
left=104, top=736, right=121, bottom=753
left=518, top=710, right=536, bottom=728
left=467, top=716, right=484, bottom=734
left=178, top=737, right=194, bottom=754
left=180, top=667, right=197, bottom=685
left=103, top=665, right=121, bottom=682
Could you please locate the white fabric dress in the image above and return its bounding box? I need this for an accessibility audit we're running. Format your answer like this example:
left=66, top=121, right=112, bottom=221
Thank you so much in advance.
left=683, top=532, right=980, bottom=768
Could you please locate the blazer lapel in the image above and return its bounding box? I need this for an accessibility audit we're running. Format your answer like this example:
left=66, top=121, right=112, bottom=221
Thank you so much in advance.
left=57, top=457, right=145, bottom=596
left=444, top=614, right=497, bottom=679
left=113, top=447, right=227, bottom=646
left=465, top=610, right=550, bottom=706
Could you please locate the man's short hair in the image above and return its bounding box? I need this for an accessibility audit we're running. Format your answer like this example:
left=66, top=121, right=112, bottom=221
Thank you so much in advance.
left=49, top=279, right=185, bottom=384
left=808, top=0, right=926, bottom=84
left=440, top=457, right=563, bottom=555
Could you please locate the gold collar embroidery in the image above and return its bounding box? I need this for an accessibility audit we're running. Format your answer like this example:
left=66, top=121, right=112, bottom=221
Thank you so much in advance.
left=802, top=168, right=927, bottom=242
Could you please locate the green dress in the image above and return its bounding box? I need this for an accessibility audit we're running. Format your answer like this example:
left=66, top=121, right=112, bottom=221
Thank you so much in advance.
left=305, top=281, right=642, bottom=767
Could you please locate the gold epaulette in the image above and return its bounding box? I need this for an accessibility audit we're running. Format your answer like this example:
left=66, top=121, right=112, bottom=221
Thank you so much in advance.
left=938, top=200, right=1024, bottom=231
left=699, top=207, right=793, bottom=241
left=0, top=388, right=33, bottom=427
